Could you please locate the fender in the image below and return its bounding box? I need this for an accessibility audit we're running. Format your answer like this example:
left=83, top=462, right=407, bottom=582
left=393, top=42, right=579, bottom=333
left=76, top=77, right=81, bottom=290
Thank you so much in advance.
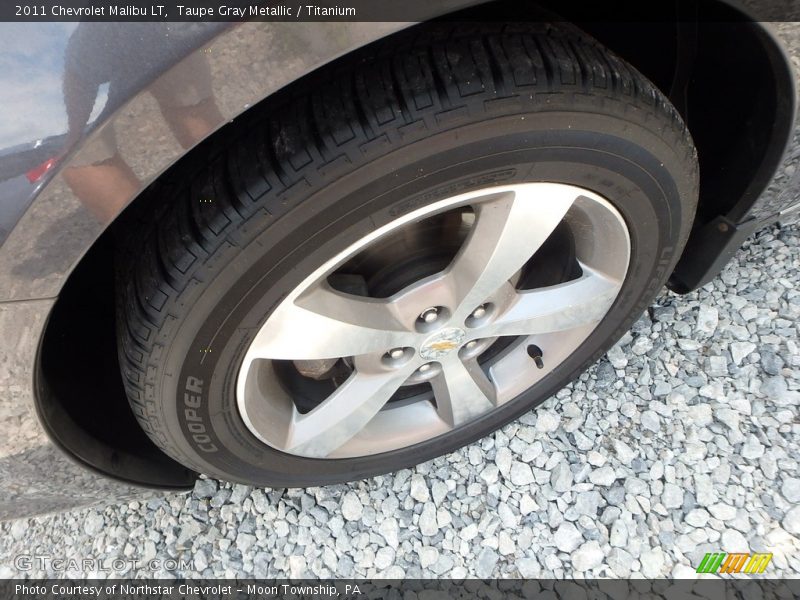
left=0, top=1, right=796, bottom=303
left=0, top=15, right=455, bottom=302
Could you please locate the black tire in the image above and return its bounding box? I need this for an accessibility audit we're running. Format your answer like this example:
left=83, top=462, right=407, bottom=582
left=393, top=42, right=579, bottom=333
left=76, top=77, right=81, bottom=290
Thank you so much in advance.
left=117, top=23, right=698, bottom=485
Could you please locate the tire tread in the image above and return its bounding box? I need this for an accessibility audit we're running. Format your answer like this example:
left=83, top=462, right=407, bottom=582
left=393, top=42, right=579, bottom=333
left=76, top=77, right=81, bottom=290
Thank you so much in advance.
left=116, top=22, right=697, bottom=472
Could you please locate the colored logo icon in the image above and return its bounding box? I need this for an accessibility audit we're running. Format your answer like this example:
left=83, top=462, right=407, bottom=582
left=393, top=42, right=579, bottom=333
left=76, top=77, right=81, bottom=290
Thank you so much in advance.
left=696, top=552, right=773, bottom=574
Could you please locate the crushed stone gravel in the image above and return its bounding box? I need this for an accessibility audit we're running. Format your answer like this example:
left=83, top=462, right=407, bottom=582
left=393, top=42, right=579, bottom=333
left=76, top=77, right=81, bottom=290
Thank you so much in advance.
left=1, top=222, right=799, bottom=578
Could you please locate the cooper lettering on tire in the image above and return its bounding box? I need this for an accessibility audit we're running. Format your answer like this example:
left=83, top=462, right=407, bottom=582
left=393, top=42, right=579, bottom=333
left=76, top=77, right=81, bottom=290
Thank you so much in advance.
left=117, top=23, right=698, bottom=485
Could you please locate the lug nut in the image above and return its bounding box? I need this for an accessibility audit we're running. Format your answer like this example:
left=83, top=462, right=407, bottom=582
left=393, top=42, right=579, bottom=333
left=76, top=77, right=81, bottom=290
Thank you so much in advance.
left=471, top=305, right=487, bottom=319
left=388, top=348, right=406, bottom=360
left=417, top=363, right=432, bottom=373
left=465, top=340, right=478, bottom=350
left=420, top=307, right=439, bottom=323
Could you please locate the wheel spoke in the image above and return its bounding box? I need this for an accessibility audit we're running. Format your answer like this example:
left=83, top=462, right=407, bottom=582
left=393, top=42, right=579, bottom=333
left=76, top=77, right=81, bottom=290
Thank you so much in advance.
left=446, top=184, right=577, bottom=319
left=431, top=354, right=496, bottom=428
left=284, top=364, right=416, bottom=457
left=486, top=267, right=622, bottom=337
left=247, top=284, right=414, bottom=360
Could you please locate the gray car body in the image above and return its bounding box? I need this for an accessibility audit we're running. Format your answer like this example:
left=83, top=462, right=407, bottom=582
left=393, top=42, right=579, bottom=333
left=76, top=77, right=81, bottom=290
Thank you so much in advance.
left=1, top=3, right=799, bottom=519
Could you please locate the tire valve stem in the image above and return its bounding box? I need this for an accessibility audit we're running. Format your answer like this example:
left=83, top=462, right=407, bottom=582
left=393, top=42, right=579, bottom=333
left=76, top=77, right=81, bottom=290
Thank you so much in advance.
left=527, top=344, right=544, bottom=369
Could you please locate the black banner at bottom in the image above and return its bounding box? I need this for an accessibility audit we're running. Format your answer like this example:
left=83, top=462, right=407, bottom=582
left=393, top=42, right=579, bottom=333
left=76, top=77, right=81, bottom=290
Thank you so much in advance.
left=2, top=579, right=799, bottom=600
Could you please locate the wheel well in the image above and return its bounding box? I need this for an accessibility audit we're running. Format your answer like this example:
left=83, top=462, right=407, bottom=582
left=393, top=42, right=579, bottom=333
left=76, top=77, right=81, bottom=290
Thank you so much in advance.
left=450, top=0, right=795, bottom=227
left=36, top=3, right=794, bottom=486
left=36, top=229, right=197, bottom=488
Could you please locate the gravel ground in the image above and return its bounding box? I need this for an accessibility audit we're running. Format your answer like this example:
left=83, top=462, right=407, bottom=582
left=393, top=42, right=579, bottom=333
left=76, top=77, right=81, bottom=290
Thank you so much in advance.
left=1, top=222, right=799, bottom=579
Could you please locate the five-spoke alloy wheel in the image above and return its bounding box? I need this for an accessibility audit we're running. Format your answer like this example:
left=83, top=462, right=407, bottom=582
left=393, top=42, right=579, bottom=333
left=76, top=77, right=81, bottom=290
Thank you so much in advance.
left=237, top=184, right=630, bottom=458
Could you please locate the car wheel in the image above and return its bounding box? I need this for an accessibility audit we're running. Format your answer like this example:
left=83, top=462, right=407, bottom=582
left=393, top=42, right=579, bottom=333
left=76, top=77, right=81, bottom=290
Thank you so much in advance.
left=117, top=23, right=698, bottom=485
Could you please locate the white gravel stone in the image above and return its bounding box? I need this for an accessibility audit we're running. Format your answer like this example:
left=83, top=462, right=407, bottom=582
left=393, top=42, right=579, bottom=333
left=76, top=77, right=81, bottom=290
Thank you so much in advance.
left=672, top=564, right=699, bottom=578
left=409, top=474, right=430, bottom=503
left=236, top=532, right=256, bottom=554
left=662, top=483, right=684, bottom=509
left=374, top=547, right=394, bottom=570
left=640, top=410, right=661, bottom=432
left=341, top=492, right=363, bottom=521
left=783, top=506, right=800, bottom=535
left=431, top=480, right=448, bottom=505
left=509, top=461, right=535, bottom=486
left=609, top=520, right=628, bottom=548
left=83, top=513, right=104, bottom=536
left=707, top=355, right=728, bottom=376
left=640, top=548, right=666, bottom=578
left=535, top=411, right=561, bottom=433
left=685, top=509, right=710, bottom=528
left=288, top=556, right=307, bottom=578
left=587, top=451, right=607, bottom=467
left=589, top=466, right=617, bottom=486
left=708, top=503, right=737, bottom=521
left=517, top=557, right=541, bottom=578
left=494, top=446, right=512, bottom=476
left=653, top=381, right=672, bottom=396
left=606, top=345, right=628, bottom=369
left=781, top=478, right=800, bottom=503
left=715, top=408, right=741, bottom=432
left=519, top=494, right=539, bottom=515
left=607, top=548, right=634, bottom=577
left=730, top=341, right=756, bottom=365
left=553, top=522, right=583, bottom=553
left=688, top=403, right=713, bottom=427
left=613, top=440, right=636, bottom=464
left=678, top=339, right=702, bottom=351
left=696, top=305, right=719, bottom=334
left=721, top=529, right=748, bottom=552
left=475, top=548, right=499, bottom=578
left=9, top=521, right=26, bottom=541
left=570, top=541, right=604, bottom=572
left=632, top=336, right=653, bottom=355
left=418, top=502, right=438, bottom=537
left=741, top=435, right=765, bottom=459
left=694, top=474, right=716, bottom=506
left=551, top=462, right=573, bottom=493
left=378, top=518, right=399, bottom=548
left=418, top=546, right=438, bottom=569
left=460, top=523, right=479, bottom=541
left=649, top=460, right=664, bottom=481
left=194, top=549, right=209, bottom=572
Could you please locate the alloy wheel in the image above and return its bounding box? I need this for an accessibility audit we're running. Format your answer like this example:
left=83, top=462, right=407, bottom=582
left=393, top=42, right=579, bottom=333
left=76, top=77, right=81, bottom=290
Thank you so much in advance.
left=236, top=183, right=630, bottom=458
